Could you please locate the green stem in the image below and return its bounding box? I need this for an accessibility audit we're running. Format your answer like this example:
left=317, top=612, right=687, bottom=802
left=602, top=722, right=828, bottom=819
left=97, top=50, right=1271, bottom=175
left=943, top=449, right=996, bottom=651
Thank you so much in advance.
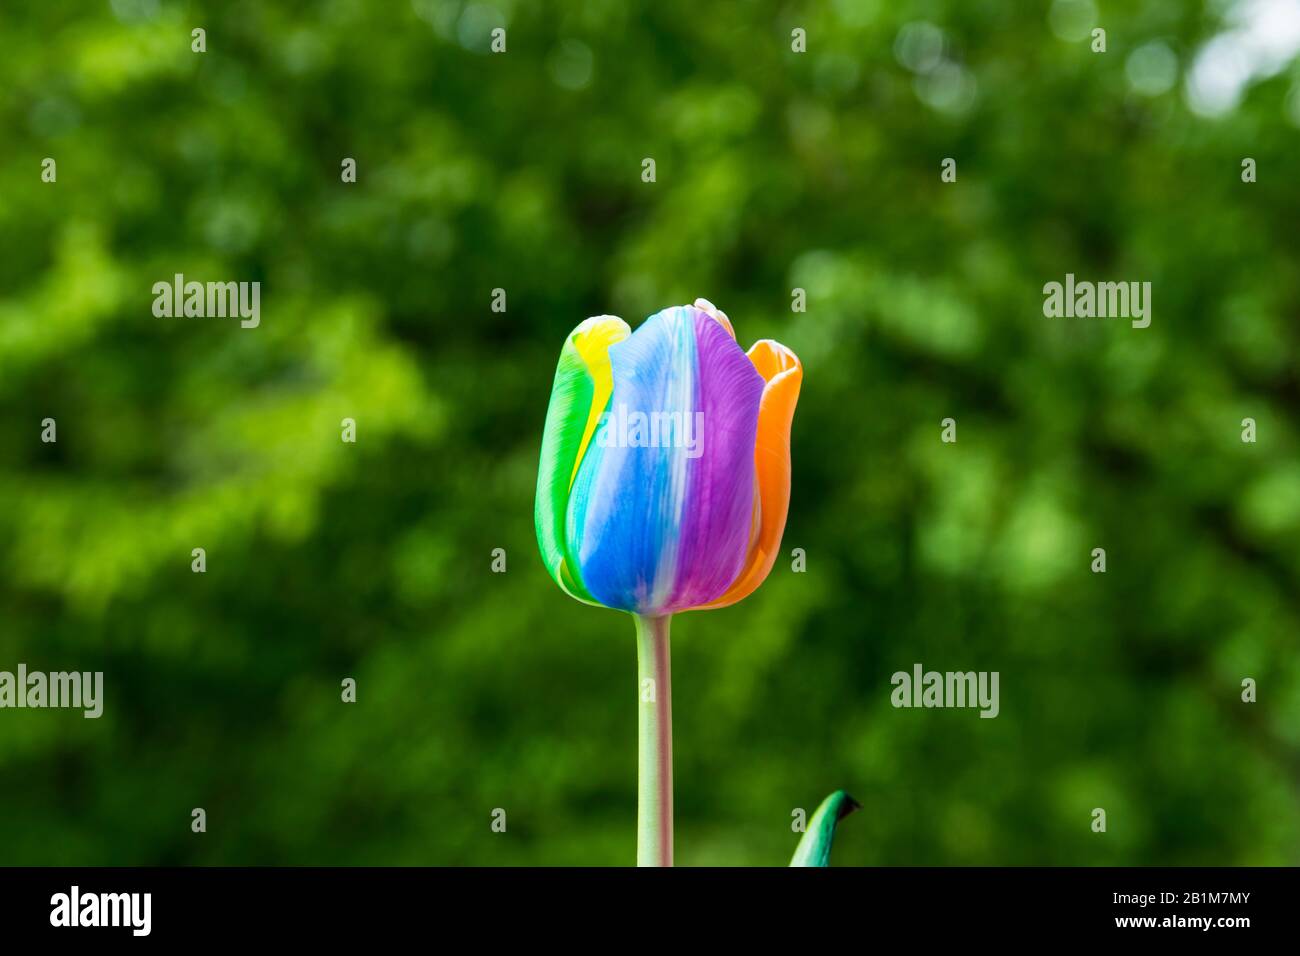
left=634, top=613, right=673, bottom=866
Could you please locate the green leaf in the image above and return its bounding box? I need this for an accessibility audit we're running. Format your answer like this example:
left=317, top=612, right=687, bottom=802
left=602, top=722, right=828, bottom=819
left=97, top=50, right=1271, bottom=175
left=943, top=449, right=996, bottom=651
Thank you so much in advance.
left=789, top=790, right=860, bottom=867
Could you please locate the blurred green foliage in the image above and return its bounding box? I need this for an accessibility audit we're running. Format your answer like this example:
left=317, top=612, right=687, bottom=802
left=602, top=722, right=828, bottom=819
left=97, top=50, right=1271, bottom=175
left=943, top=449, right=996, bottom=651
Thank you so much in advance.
left=1, top=0, right=1298, bottom=865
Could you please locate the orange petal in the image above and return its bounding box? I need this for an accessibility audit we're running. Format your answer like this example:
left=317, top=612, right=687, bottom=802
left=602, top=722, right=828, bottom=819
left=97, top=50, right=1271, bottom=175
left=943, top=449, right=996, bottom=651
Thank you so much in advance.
left=700, top=339, right=801, bottom=609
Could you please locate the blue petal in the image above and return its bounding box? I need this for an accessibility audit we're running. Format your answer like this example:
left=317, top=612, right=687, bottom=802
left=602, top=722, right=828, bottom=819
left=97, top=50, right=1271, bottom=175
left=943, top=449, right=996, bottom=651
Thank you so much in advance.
left=567, top=307, right=699, bottom=613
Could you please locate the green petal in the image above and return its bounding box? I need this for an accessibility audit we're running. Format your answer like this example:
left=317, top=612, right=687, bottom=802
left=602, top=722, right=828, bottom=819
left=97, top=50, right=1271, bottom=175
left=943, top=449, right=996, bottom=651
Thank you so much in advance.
left=534, top=316, right=629, bottom=605
left=789, top=790, right=860, bottom=867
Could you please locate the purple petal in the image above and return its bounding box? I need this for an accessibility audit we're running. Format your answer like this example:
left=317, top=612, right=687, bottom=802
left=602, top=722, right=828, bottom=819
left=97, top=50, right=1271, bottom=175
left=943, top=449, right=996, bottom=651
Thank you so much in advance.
left=663, top=308, right=764, bottom=611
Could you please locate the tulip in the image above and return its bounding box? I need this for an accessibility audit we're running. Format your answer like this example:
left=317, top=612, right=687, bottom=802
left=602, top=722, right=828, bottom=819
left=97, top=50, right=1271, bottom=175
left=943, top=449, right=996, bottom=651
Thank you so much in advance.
left=535, top=298, right=802, bottom=865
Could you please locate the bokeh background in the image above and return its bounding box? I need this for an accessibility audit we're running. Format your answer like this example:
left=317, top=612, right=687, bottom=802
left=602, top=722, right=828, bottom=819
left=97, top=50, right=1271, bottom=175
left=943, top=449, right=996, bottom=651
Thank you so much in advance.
left=2, top=0, right=1299, bottom=865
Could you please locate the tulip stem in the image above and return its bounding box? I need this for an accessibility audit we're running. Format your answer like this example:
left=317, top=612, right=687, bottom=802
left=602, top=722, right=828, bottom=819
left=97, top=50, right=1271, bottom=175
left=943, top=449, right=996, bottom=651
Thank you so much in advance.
left=634, top=613, right=673, bottom=866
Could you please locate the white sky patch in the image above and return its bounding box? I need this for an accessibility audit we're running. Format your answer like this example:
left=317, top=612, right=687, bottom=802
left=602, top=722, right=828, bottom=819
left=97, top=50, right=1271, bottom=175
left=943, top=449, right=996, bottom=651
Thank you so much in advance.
left=1186, top=0, right=1300, bottom=116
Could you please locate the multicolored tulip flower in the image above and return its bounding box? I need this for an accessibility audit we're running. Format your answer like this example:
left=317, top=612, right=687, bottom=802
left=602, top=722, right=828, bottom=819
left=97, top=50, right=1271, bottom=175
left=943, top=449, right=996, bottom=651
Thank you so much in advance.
left=535, top=298, right=813, bottom=865
left=535, top=298, right=802, bottom=618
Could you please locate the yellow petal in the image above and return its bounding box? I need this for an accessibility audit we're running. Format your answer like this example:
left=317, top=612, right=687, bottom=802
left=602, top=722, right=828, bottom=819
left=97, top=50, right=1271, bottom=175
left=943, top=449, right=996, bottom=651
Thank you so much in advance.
left=535, top=315, right=630, bottom=605
left=570, top=315, right=629, bottom=487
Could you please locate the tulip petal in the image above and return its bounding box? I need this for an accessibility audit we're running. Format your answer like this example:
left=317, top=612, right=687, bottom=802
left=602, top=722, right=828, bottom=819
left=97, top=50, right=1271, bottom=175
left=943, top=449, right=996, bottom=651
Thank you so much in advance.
left=664, top=310, right=766, bottom=611
left=535, top=316, right=629, bottom=604
left=700, top=339, right=802, bottom=610
left=568, top=306, right=764, bottom=614
left=692, top=297, right=735, bottom=340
